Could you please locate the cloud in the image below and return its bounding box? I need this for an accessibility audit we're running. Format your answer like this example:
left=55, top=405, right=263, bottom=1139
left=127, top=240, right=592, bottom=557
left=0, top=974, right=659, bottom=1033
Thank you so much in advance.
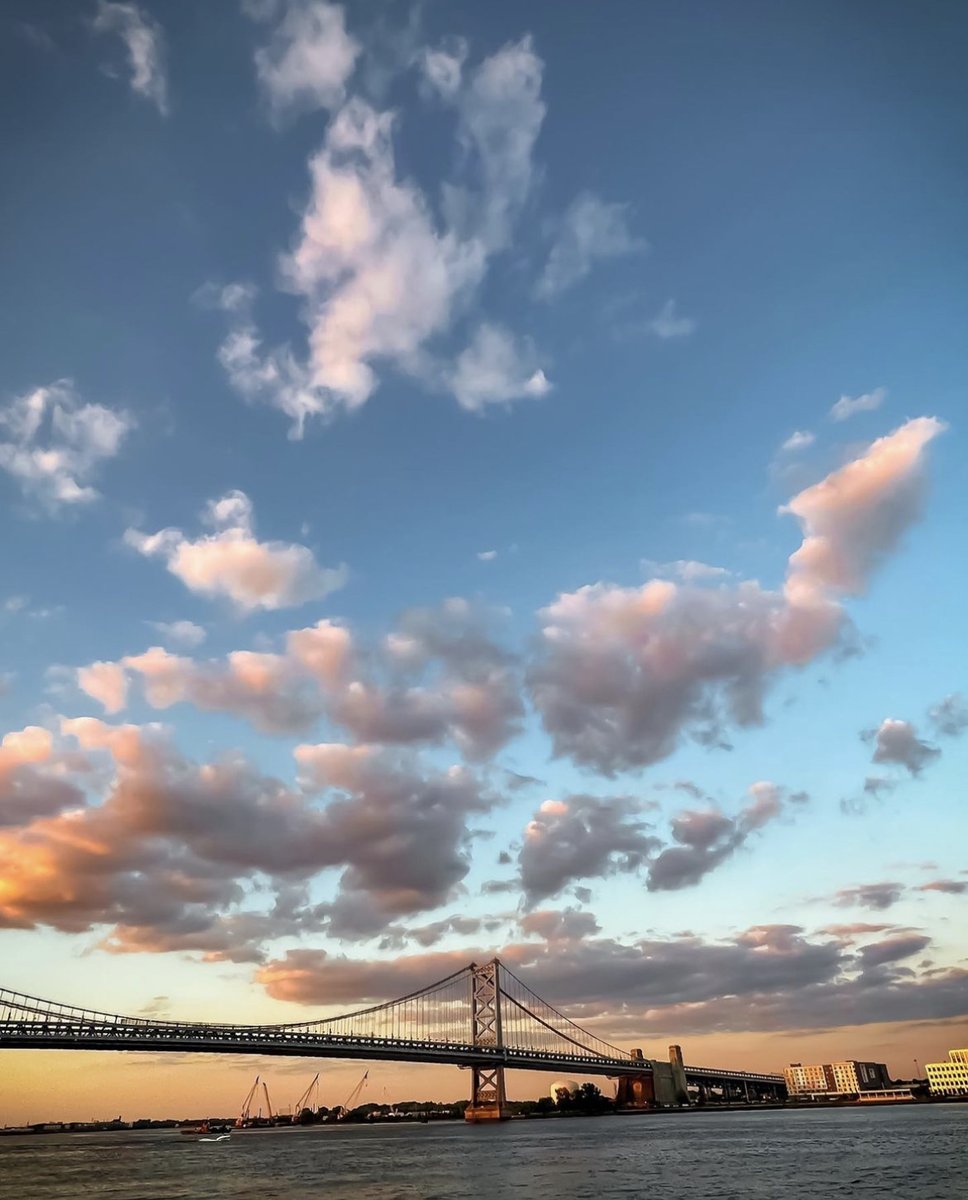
left=76, top=661, right=129, bottom=715
left=917, top=879, right=968, bottom=896
left=115, top=644, right=323, bottom=734
left=449, top=324, right=551, bottom=412
left=519, top=794, right=659, bottom=904
left=830, top=386, right=886, bottom=423
left=93, top=2, right=168, bottom=114
left=928, top=693, right=968, bottom=738
left=648, top=299, right=696, bottom=340
left=530, top=417, right=945, bottom=774
left=856, top=933, right=931, bottom=969
left=76, top=600, right=523, bottom=758
left=250, top=0, right=359, bottom=118
left=833, top=882, right=906, bottom=911
left=818, top=922, right=896, bottom=942
left=147, top=620, right=207, bottom=648
left=639, top=559, right=730, bottom=583
left=293, top=742, right=495, bottom=928
left=0, top=380, right=132, bottom=511
left=519, top=908, right=601, bottom=941
left=779, top=430, right=815, bottom=454
left=646, top=782, right=803, bottom=892
left=477, top=549, right=498, bottom=562
left=124, top=489, right=347, bottom=611
left=452, top=36, right=545, bottom=252
left=782, top=416, right=945, bottom=602
left=378, top=913, right=504, bottom=952
left=840, top=772, right=898, bottom=816
left=0, top=719, right=494, bottom=954
left=256, top=925, right=968, bottom=1037
left=256, top=947, right=478, bottom=1004
left=215, top=39, right=547, bottom=433
left=418, top=37, right=467, bottom=101
left=0, top=726, right=87, bottom=827
left=331, top=599, right=523, bottom=759
left=868, top=718, right=940, bottom=776
left=534, top=193, right=644, bottom=299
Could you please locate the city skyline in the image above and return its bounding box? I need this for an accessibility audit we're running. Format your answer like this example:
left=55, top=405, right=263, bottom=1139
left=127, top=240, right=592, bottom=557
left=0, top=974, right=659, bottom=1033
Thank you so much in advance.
left=1, top=0, right=966, bottom=1125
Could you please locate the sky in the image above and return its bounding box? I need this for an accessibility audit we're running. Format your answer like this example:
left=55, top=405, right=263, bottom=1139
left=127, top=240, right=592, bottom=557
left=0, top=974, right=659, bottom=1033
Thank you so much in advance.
left=1, top=0, right=967, bottom=1124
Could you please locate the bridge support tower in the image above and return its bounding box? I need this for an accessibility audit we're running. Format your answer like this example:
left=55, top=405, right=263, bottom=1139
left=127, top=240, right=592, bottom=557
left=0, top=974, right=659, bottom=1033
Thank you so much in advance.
left=464, top=960, right=510, bottom=1122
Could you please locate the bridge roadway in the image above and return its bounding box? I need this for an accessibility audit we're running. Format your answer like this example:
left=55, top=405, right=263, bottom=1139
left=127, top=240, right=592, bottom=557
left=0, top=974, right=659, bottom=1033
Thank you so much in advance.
left=0, top=1020, right=784, bottom=1088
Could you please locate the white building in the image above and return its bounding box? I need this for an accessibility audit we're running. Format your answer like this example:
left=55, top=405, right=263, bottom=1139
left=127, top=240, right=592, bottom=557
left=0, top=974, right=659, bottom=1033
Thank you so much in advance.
left=925, top=1049, right=968, bottom=1097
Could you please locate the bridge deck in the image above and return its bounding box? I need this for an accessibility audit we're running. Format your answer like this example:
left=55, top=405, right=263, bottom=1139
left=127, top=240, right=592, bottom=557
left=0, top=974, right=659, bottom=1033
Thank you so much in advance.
left=0, top=1026, right=640, bottom=1075
left=0, top=1023, right=783, bottom=1085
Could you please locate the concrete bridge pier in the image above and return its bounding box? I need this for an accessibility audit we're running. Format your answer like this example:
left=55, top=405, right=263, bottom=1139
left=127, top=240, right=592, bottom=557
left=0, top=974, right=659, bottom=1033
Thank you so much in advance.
left=615, top=1048, right=657, bottom=1109
left=464, top=1064, right=510, bottom=1122
left=615, top=1046, right=690, bottom=1109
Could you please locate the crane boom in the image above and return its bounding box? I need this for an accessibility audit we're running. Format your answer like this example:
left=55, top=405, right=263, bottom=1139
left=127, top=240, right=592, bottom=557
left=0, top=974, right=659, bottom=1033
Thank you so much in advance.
left=293, top=1072, right=320, bottom=1115
left=340, top=1069, right=369, bottom=1117
left=262, top=1081, right=274, bottom=1122
left=236, top=1076, right=260, bottom=1127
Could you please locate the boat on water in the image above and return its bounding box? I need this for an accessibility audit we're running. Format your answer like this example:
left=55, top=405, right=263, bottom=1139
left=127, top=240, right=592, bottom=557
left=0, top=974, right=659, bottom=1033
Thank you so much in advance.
left=199, top=1134, right=231, bottom=1143
left=180, top=1122, right=210, bottom=1136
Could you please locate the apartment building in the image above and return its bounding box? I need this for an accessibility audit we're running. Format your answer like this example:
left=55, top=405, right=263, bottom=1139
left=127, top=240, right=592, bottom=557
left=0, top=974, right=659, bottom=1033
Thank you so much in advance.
left=784, top=1060, right=890, bottom=1096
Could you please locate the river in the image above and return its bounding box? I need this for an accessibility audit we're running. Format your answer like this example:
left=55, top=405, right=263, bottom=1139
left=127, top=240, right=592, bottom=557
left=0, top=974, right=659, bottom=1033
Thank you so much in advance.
left=1, top=1105, right=966, bottom=1199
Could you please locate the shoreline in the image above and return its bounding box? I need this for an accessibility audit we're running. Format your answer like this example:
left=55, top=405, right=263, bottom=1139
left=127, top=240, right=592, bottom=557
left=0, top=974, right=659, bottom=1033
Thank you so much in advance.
left=4, top=1096, right=966, bottom=1136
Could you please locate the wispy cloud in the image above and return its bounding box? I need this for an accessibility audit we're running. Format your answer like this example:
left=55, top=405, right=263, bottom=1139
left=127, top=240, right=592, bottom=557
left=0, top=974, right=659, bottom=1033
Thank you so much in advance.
left=830, top=386, right=886, bottom=422
left=449, top=324, right=550, bottom=412
left=249, top=0, right=359, bottom=119
left=146, top=620, right=207, bottom=648
left=211, top=32, right=549, bottom=433
left=0, top=380, right=132, bottom=512
left=648, top=298, right=696, bottom=340
left=535, top=193, right=645, bottom=300
left=93, top=2, right=168, bottom=114
left=779, top=430, right=815, bottom=453
left=865, top=717, right=940, bottom=776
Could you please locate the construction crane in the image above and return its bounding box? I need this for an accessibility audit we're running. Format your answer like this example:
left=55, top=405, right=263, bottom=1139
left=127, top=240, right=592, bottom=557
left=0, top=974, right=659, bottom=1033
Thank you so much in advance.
left=236, top=1076, right=260, bottom=1127
left=293, top=1073, right=320, bottom=1117
left=338, top=1070, right=369, bottom=1118
left=261, top=1081, right=274, bottom=1123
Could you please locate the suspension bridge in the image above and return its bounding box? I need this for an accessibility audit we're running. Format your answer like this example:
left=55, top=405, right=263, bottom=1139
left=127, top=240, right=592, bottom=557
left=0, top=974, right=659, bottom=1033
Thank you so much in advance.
left=0, top=958, right=785, bottom=1119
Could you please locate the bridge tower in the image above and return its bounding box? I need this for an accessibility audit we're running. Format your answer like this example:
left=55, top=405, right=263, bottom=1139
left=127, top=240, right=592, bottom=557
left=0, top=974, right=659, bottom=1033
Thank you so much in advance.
left=464, top=959, right=510, bottom=1122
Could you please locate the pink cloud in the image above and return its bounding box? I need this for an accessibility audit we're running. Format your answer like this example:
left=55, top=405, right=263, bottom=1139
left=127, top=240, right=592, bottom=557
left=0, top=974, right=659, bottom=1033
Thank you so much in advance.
left=530, top=417, right=945, bottom=773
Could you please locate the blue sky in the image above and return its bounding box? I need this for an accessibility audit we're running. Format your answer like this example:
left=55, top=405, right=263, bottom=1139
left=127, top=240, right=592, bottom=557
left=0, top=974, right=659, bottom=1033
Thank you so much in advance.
left=1, top=1, right=967, bottom=1116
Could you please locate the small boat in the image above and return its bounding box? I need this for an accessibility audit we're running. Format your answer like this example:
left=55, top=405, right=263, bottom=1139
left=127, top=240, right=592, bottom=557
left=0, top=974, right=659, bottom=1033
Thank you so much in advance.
left=199, top=1134, right=231, bottom=1143
left=180, top=1122, right=210, bottom=1136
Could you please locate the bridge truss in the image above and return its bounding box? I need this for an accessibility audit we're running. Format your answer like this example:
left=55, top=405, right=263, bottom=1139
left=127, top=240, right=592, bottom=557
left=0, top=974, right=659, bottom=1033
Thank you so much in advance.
left=0, top=958, right=784, bottom=1118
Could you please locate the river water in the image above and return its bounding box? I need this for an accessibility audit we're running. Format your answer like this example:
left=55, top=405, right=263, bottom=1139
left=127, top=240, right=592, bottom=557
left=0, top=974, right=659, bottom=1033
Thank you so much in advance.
left=1, top=1106, right=966, bottom=1199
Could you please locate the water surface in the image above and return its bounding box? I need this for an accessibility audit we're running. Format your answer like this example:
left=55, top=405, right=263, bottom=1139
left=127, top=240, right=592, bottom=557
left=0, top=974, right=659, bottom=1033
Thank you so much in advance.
left=2, top=1106, right=966, bottom=1199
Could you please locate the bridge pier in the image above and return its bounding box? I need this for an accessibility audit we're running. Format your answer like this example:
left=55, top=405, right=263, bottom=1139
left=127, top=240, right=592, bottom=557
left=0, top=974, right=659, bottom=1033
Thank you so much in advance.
left=465, top=1064, right=509, bottom=1123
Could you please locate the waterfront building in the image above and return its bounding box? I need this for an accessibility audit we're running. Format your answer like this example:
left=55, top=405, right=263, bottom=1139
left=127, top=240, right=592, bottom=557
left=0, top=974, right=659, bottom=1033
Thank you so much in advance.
left=925, top=1049, right=968, bottom=1097
left=785, top=1063, right=832, bottom=1094
left=784, top=1060, right=890, bottom=1097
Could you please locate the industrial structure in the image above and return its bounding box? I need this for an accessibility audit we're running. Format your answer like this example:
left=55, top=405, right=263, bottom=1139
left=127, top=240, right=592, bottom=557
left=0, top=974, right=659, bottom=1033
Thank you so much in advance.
left=0, top=958, right=785, bottom=1119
